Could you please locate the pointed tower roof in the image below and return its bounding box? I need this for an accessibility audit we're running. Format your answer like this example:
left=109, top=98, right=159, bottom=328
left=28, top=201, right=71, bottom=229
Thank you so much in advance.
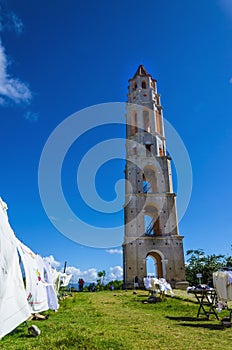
left=133, top=65, right=151, bottom=79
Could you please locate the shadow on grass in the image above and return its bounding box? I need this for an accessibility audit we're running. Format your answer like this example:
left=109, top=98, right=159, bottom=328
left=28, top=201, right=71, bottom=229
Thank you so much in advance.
left=173, top=296, right=197, bottom=304
left=130, top=297, right=163, bottom=304
left=166, top=316, right=224, bottom=330
left=177, top=323, right=224, bottom=330
left=18, top=334, right=34, bottom=338
left=166, top=316, right=208, bottom=322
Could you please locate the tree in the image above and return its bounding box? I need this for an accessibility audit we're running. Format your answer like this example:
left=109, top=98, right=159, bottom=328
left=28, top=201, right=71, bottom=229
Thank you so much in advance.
left=225, top=256, right=232, bottom=269
left=185, top=249, right=225, bottom=286
left=97, top=270, right=106, bottom=287
left=224, top=245, right=232, bottom=269
left=105, top=280, right=123, bottom=290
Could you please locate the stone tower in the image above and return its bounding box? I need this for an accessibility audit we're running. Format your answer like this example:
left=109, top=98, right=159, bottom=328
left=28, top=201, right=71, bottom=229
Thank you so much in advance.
left=123, top=65, right=187, bottom=289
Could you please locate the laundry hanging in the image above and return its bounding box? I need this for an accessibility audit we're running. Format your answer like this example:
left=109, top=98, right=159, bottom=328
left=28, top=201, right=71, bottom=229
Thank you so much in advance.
left=43, top=260, right=59, bottom=311
left=17, top=240, right=49, bottom=313
left=0, top=198, right=31, bottom=339
left=213, top=271, right=232, bottom=301
left=51, top=268, right=61, bottom=294
left=60, top=273, right=72, bottom=287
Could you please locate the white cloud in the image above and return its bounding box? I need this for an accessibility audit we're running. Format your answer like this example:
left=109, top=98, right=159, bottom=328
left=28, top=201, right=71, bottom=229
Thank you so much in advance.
left=66, top=266, right=123, bottom=283
left=24, top=111, right=39, bottom=122
left=8, top=13, right=23, bottom=34
left=106, top=248, right=123, bottom=254
left=107, top=266, right=123, bottom=281
left=0, top=5, right=24, bottom=34
left=66, top=266, right=99, bottom=283
left=44, top=255, right=123, bottom=284
left=0, top=7, right=32, bottom=106
left=44, top=255, right=61, bottom=269
left=0, top=40, right=32, bottom=105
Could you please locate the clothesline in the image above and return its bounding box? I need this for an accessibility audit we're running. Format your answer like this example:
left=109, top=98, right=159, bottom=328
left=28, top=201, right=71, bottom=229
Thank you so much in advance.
left=0, top=197, right=72, bottom=339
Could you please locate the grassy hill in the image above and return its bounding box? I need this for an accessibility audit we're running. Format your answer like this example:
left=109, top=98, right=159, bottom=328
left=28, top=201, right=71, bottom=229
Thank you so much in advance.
left=1, top=290, right=232, bottom=349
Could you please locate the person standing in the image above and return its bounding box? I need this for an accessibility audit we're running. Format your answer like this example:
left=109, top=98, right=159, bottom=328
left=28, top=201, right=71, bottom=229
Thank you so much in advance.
left=78, top=278, right=84, bottom=291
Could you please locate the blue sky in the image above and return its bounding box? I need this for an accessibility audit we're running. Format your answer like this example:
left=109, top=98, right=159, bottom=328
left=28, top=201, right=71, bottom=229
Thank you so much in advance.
left=1, top=0, right=232, bottom=282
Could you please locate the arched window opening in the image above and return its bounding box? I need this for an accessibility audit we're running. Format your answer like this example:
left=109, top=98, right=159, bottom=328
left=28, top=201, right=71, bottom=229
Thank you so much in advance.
left=159, top=147, right=163, bottom=156
left=142, top=80, right=147, bottom=89
left=143, top=175, right=152, bottom=193
left=145, top=144, right=151, bottom=156
left=133, top=82, right=137, bottom=91
left=131, top=111, right=137, bottom=135
left=143, top=167, right=158, bottom=193
left=143, top=110, right=150, bottom=132
left=156, top=111, right=162, bottom=135
left=144, top=206, right=161, bottom=237
left=144, top=214, right=153, bottom=236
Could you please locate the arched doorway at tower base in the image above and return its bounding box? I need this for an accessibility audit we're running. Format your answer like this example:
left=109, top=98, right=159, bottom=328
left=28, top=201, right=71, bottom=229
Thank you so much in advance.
left=146, top=251, right=165, bottom=279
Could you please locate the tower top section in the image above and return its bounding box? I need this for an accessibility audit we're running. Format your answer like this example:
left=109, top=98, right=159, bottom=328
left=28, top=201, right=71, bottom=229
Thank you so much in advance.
left=129, top=65, right=157, bottom=82
left=133, top=65, right=151, bottom=78
left=126, top=64, right=165, bottom=149
left=127, top=65, right=158, bottom=105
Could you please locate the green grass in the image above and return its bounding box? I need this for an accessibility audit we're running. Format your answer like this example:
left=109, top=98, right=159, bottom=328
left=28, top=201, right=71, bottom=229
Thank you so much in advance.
left=1, top=290, right=232, bottom=349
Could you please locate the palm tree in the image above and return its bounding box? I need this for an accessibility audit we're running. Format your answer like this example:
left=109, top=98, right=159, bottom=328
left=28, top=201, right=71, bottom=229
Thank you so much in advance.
left=97, top=270, right=106, bottom=285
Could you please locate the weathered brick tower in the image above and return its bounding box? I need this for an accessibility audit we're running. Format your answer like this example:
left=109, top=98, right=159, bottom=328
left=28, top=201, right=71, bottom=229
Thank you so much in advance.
left=123, top=65, right=187, bottom=289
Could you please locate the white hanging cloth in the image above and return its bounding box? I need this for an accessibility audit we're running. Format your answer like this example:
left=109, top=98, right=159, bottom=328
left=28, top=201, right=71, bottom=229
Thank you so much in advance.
left=143, top=276, right=152, bottom=290
left=16, top=240, right=49, bottom=313
left=60, top=273, right=72, bottom=287
left=51, top=268, right=61, bottom=294
left=43, top=260, right=59, bottom=311
left=143, top=276, right=174, bottom=296
left=158, top=278, right=174, bottom=297
left=213, top=271, right=232, bottom=301
left=0, top=198, right=31, bottom=339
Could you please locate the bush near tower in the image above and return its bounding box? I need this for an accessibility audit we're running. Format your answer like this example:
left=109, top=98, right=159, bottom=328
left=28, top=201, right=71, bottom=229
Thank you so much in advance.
left=185, top=248, right=232, bottom=286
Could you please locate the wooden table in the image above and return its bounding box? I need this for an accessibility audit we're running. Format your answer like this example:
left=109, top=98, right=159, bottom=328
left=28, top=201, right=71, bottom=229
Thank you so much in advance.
left=189, top=289, right=219, bottom=320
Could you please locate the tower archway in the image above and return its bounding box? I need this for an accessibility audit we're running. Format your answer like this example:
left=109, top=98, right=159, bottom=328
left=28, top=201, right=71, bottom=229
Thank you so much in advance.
left=146, top=255, right=157, bottom=277
left=146, top=251, right=165, bottom=279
